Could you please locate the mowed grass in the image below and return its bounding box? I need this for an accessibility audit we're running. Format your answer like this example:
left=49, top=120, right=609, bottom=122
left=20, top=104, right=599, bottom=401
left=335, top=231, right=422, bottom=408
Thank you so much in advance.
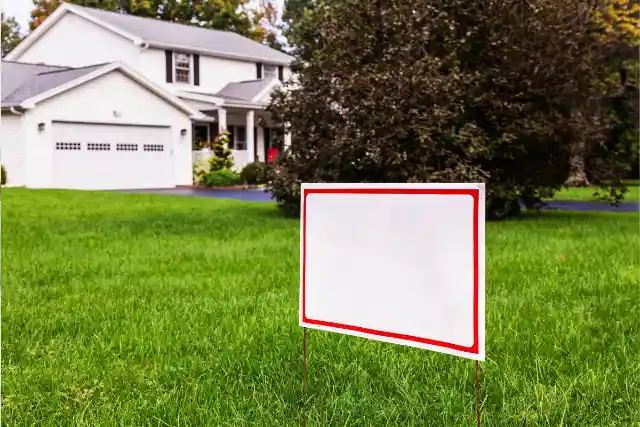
left=2, top=189, right=639, bottom=426
left=550, top=180, right=640, bottom=202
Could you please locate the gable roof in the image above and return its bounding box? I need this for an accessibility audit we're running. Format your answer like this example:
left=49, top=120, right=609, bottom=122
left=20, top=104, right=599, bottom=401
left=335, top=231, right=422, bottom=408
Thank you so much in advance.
left=1, top=61, right=106, bottom=106
left=6, top=3, right=294, bottom=66
left=215, top=78, right=277, bottom=102
left=1, top=61, right=69, bottom=102
left=1, top=60, right=207, bottom=119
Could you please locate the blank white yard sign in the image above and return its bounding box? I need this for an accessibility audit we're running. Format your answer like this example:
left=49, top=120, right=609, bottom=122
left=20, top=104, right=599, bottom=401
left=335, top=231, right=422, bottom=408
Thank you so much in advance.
left=300, top=183, right=485, bottom=360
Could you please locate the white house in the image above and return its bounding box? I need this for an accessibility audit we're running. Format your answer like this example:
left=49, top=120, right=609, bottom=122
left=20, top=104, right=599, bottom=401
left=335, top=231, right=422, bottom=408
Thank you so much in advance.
left=1, top=3, right=294, bottom=190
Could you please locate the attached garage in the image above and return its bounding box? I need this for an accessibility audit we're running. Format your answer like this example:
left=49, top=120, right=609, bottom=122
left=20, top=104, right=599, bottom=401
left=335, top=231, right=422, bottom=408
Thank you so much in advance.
left=1, top=61, right=206, bottom=189
left=51, top=122, right=174, bottom=190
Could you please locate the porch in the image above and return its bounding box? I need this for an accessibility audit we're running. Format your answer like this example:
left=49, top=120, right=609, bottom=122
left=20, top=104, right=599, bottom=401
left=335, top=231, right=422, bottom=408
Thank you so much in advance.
left=173, top=79, right=289, bottom=170
left=192, top=107, right=290, bottom=170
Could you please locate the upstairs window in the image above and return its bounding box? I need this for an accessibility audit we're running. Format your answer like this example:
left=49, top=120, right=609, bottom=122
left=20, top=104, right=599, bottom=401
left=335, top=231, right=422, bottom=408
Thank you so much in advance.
left=264, top=64, right=277, bottom=78
left=174, top=53, right=191, bottom=83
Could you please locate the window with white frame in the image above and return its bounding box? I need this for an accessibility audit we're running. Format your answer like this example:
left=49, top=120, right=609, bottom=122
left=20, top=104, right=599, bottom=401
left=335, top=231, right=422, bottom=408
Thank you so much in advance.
left=174, top=53, right=191, bottom=83
left=263, top=64, right=277, bottom=78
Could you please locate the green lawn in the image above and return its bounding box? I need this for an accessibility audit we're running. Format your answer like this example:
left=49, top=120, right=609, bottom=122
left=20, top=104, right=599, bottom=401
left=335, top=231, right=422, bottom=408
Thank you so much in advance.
left=550, top=180, right=640, bottom=202
left=2, top=189, right=639, bottom=426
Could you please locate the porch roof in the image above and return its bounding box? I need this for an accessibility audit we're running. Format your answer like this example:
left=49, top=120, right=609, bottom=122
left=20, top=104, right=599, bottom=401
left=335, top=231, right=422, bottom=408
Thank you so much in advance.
left=216, top=78, right=276, bottom=103
left=177, top=87, right=269, bottom=111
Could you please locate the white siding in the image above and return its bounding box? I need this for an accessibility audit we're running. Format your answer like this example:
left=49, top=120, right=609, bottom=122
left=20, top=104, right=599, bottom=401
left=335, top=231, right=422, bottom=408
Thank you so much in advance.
left=23, top=70, right=193, bottom=188
left=15, top=13, right=139, bottom=67
left=138, top=47, right=291, bottom=96
left=12, top=12, right=293, bottom=98
left=137, top=48, right=166, bottom=87
left=138, top=48, right=260, bottom=94
left=199, top=55, right=257, bottom=93
left=0, top=113, right=26, bottom=186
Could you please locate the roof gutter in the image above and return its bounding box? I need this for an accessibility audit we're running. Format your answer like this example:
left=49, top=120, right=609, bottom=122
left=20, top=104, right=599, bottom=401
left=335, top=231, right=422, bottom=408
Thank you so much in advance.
left=190, top=114, right=215, bottom=122
left=220, top=100, right=267, bottom=110
left=145, top=41, right=293, bottom=67
left=9, top=106, right=25, bottom=115
left=176, top=91, right=225, bottom=105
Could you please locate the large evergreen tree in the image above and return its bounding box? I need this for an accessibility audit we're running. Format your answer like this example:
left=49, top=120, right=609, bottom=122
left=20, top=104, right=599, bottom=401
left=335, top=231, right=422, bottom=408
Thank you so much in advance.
left=267, top=0, right=631, bottom=219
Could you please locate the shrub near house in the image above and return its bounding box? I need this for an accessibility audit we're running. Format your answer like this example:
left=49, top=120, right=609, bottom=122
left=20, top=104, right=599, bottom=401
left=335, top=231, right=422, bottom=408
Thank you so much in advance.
left=193, top=132, right=267, bottom=188
left=1, top=165, right=6, bottom=186
left=193, top=133, right=236, bottom=187
left=240, top=161, right=266, bottom=185
left=206, top=169, right=241, bottom=187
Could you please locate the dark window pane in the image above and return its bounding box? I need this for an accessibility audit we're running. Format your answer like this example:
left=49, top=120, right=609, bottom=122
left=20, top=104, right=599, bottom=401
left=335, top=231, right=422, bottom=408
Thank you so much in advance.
left=236, top=126, right=246, bottom=141
left=194, top=125, right=208, bottom=144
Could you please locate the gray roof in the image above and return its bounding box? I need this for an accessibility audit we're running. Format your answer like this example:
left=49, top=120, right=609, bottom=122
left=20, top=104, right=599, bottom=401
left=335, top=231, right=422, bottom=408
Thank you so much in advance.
left=72, top=5, right=294, bottom=65
left=215, top=78, right=275, bottom=102
left=1, top=61, right=106, bottom=106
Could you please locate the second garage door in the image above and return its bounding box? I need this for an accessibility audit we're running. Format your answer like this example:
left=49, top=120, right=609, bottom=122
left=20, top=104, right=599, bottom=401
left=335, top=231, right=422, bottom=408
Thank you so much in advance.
left=51, top=122, right=175, bottom=190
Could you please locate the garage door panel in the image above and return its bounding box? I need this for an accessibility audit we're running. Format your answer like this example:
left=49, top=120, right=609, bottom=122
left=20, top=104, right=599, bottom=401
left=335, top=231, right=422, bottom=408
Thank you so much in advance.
left=51, top=123, right=174, bottom=190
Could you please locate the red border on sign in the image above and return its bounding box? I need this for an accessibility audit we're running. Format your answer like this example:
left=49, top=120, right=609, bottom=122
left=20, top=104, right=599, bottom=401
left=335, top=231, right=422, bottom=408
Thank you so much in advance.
left=302, top=187, right=480, bottom=355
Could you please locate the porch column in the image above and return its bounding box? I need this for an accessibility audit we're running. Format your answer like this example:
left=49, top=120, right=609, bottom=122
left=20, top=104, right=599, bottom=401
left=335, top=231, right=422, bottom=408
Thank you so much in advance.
left=218, top=108, right=228, bottom=148
left=257, top=125, right=265, bottom=162
left=246, top=110, right=255, bottom=162
left=284, top=130, right=292, bottom=150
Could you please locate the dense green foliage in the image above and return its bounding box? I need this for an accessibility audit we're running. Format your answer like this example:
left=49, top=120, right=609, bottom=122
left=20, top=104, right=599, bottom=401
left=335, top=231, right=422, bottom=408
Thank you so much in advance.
left=587, top=0, right=640, bottom=184
left=281, top=0, right=318, bottom=50
left=2, top=189, right=639, bottom=425
left=193, top=134, right=237, bottom=187
left=240, top=161, right=267, bottom=185
left=268, top=0, right=633, bottom=218
left=204, top=169, right=241, bottom=187
left=209, top=133, right=235, bottom=172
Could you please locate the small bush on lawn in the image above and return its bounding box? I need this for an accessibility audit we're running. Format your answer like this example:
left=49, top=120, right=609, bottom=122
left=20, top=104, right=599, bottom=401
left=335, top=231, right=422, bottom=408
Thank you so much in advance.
left=209, top=132, right=234, bottom=171
left=205, top=169, right=241, bottom=187
left=192, top=132, right=235, bottom=186
left=1, top=165, right=6, bottom=186
left=240, top=161, right=266, bottom=185
left=193, top=158, right=210, bottom=186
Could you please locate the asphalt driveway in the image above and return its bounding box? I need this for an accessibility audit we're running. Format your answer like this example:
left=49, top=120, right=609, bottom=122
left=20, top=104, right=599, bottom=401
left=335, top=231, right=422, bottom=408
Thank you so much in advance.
left=128, top=188, right=274, bottom=202
left=126, top=188, right=639, bottom=213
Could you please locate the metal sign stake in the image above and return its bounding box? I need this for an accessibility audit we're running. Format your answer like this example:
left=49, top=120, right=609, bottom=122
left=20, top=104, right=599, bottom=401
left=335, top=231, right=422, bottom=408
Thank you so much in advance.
left=302, top=327, right=308, bottom=427
left=475, top=360, right=481, bottom=427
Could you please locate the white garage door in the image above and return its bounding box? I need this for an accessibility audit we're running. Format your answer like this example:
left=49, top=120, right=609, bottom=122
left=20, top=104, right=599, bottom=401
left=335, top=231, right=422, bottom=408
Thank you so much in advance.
left=51, top=122, right=175, bottom=190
